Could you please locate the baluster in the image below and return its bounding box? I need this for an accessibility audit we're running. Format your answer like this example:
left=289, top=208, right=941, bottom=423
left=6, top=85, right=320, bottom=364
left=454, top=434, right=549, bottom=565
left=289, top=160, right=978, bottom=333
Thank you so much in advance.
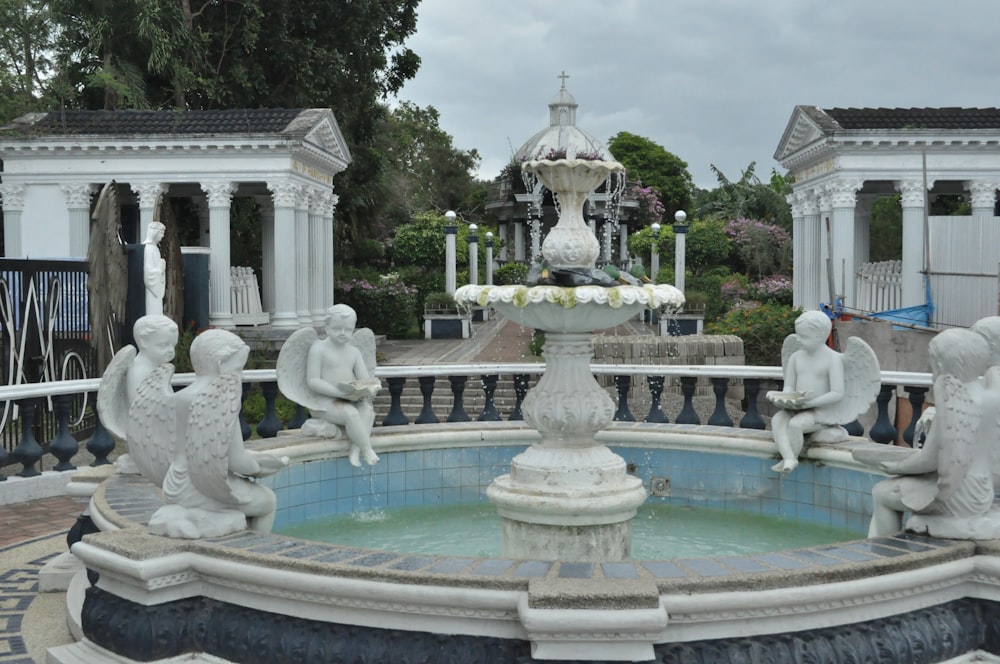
left=415, top=376, right=439, bottom=424
left=903, top=386, right=928, bottom=447
left=256, top=381, right=284, bottom=438
left=739, top=378, right=766, bottom=430
left=0, top=430, right=6, bottom=480
left=50, top=393, right=78, bottom=471
left=869, top=384, right=897, bottom=444
left=843, top=419, right=864, bottom=437
left=707, top=377, right=733, bottom=427
left=675, top=376, right=701, bottom=425
left=447, top=375, right=471, bottom=422
left=289, top=404, right=309, bottom=430
left=613, top=375, right=635, bottom=422
left=13, top=399, right=43, bottom=477
left=509, top=374, right=530, bottom=421
left=239, top=383, right=252, bottom=441
left=87, top=398, right=115, bottom=466
left=382, top=377, right=409, bottom=426
left=644, top=376, right=669, bottom=423
left=478, top=374, right=501, bottom=421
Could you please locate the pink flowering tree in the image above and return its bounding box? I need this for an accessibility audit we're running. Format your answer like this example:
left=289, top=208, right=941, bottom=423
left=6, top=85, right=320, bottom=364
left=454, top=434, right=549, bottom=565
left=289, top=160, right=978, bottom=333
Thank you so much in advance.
left=725, top=218, right=791, bottom=279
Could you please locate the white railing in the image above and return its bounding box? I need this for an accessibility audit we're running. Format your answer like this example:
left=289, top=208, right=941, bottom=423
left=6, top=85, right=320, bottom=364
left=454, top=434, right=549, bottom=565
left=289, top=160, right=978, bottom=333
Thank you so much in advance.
left=856, top=260, right=902, bottom=313
left=230, top=266, right=269, bottom=326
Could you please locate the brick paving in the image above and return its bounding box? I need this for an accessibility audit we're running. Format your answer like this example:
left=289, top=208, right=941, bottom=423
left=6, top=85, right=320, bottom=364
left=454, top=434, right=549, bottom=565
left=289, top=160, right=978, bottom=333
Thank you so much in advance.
left=0, top=496, right=83, bottom=548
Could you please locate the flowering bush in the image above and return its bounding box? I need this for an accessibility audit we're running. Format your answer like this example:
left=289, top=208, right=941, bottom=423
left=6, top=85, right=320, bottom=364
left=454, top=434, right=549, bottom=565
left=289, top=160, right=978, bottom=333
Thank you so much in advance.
left=748, top=274, right=793, bottom=305
left=706, top=304, right=802, bottom=366
left=720, top=275, right=748, bottom=302
left=626, top=182, right=665, bottom=228
left=334, top=273, right=419, bottom=339
left=725, top=218, right=791, bottom=278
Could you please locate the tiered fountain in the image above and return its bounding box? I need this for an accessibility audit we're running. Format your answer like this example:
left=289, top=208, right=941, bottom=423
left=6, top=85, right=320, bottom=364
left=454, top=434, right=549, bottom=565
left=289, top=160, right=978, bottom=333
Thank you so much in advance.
left=456, top=157, right=683, bottom=560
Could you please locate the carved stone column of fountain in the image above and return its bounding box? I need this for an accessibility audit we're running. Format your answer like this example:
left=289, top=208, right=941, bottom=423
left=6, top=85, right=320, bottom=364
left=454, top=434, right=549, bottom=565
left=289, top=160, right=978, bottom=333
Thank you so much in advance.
left=458, top=158, right=679, bottom=561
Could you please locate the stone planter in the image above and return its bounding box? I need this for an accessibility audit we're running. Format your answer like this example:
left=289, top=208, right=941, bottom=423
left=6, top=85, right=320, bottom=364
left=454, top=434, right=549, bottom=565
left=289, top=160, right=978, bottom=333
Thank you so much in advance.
left=659, top=308, right=705, bottom=336
left=423, top=310, right=471, bottom=339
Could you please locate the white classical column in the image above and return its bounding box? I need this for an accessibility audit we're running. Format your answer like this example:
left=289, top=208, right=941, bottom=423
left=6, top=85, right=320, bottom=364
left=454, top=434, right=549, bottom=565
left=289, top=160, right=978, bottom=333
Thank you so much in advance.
left=468, top=224, right=479, bottom=285
left=294, top=187, right=311, bottom=325
left=789, top=191, right=806, bottom=308
left=61, top=183, right=96, bottom=258
left=201, top=181, right=237, bottom=328
left=132, top=182, right=167, bottom=242
left=308, top=188, right=330, bottom=324
left=968, top=180, right=998, bottom=218
left=256, top=195, right=275, bottom=314
left=896, top=180, right=927, bottom=308
left=513, top=220, right=525, bottom=262
left=498, top=223, right=509, bottom=262
left=324, top=195, right=337, bottom=307
left=619, top=222, right=629, bottom=263
left=826, top=179, right=862, bottom=309
left=485, top=232, right=495, bottom=285
left=444, top=211, right=457, bottom=295
left=799, top=191, right=822, bottom=310
left=267, top=180, right=300, bottom=328
left=672, top=211, right=687, bottom=295
left=0, top=184, right=25, bottom=257
left=817, top=186, right=833, bottom=303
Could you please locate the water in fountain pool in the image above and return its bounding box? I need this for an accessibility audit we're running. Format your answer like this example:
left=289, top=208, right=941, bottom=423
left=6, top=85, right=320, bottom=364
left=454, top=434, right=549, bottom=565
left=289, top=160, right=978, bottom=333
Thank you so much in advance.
left=276, top=502, right=862, bottom=560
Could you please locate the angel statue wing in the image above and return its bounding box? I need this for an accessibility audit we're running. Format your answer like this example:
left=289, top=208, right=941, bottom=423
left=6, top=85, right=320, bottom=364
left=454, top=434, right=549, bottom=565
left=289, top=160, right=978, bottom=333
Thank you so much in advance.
left=276, top=326, right=325, bottom=411
left=187, top=372, right=247, bottom=506
left=97, top=345, right=136, bottom=441
left=351, top=328, right=378, bottom=380
left=817, top=336, right=881, bottom=425
left=780, top=333, right=803, bottom=375
left=125, top=363, right=176, bottom=487
left=933, top=374, right=982, bottom=506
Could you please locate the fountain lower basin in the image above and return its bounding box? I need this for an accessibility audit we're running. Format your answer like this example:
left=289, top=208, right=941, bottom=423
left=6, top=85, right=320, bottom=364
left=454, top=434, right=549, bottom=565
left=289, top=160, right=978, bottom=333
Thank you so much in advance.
left=53, top=422, right=996, bottom=664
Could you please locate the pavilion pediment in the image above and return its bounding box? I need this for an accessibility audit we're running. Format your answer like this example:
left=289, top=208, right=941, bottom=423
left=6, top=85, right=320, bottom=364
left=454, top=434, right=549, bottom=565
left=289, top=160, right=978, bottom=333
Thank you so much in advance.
left=299, top=110, right=352, bottom=166
left=774, top=106, right=830, bottom=164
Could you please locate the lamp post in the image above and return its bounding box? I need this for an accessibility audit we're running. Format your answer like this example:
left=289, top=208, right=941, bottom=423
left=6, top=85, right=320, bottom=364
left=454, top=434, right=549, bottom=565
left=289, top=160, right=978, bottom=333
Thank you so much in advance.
left=444, top=210, right=457, bottom=295
left=673, top=210, right=688, bottom=295
left=468, top=223, right=479, bottom=285
left=485, top=231, right=494, bottom=285
left=650, top=222, right=661, bottom=284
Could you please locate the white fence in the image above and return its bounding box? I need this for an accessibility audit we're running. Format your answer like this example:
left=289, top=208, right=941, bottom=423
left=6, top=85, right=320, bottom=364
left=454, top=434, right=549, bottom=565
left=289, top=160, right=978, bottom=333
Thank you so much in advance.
left=231, top=266, right=269, bottom=326
left=856, top=260, right=902, bottom=313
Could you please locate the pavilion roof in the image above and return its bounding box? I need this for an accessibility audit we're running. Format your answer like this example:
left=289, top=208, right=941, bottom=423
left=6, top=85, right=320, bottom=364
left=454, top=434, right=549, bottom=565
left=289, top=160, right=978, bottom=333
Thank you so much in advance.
left=809, top=107, right=1000, bottom=131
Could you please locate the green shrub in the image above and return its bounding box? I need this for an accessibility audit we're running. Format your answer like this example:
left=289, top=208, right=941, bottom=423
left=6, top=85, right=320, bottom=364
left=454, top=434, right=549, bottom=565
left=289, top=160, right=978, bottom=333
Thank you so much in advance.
left=334, top=272, right=419, bottom=339
left=494, top=262, right=529, bottom=285
left=706, top=303, right=802, bottom=367
left=686, top=267, right=733, bottom=322
left=424, top=291, right=458, bottom=311
left=529, top=330, right=546, bottom=357
left=243, top=389, right=298, bottom=426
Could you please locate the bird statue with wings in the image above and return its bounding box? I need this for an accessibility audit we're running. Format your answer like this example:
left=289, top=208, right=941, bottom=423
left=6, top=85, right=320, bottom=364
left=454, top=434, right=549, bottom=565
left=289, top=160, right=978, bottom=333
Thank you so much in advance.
left=860, top=328, right=1000, bottom=539
left=277, top=304, right=381, bottom=467
left=765, top=310, right=880, bottom=474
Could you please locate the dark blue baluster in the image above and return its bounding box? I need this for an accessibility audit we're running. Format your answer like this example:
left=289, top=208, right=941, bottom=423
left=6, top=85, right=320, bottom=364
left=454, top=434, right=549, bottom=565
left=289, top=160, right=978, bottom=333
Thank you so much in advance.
left=707, top=377, right=733, bottom=427
left=87, top=398, right=115, bottom=466
left=50, top=394, right=78, bottom=471
left=478, top=374, right=501, bottom=421
left=613, top=375, right=635, bottom=422
left=256, top=381, right=284, bottom=438
left=739, top=378, right=766, bottom=430
left=675, top=376, right=701, bottom=425
left=0, top=427, right=6, bottom=480
left=13, top=400, right=43, bottom=477
left=869, top=384, right=897, bottom=444
left=509, top=374, right=530, bottom=421
left=415, top=376, right=439, bottom=424
left=843, top=419, right=864, bottom=437
left=382, top=377, right=409, bottom=426
left=447, top=375, right=471, bottom=422
left=644, top=376, right=669, bottom=423
left=903, top=386, right=928, bottom=447
left=239, top=383, right=252, bottom=441
left=289, top=404, right=309, bottom=430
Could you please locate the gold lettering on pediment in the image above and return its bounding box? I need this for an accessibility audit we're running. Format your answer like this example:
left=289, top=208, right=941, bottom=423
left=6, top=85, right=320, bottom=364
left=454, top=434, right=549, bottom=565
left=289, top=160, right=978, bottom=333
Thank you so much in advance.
left=794, top=158, right=835, bottom=182
left=291, top=159, right=333, bottom=185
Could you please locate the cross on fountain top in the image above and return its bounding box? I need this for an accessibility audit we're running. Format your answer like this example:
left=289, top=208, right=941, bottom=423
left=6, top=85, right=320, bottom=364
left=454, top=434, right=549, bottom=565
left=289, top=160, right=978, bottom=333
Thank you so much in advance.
left=557, top=70, right=570, bottom=89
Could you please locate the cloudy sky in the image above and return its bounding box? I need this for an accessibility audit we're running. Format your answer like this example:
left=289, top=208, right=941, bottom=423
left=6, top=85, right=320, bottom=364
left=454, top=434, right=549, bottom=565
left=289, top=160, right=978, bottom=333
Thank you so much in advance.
left=394, top=0, right=1000, bottom=189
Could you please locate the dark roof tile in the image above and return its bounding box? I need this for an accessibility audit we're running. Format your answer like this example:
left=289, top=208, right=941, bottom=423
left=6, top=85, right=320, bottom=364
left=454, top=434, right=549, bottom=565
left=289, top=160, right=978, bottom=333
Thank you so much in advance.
left=824, top=107, right=1000, bottom=130
left=1, top=108, right=308, bottom=137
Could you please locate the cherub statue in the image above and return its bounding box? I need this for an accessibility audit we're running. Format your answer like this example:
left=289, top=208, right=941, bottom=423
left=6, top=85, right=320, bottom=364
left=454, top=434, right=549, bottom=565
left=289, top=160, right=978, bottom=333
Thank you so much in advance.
left=143, top=221, right=166, bottom=316
left=96, top=314, right=179, bottom=477
left=862, top=328, right=998, bottom=538
left=766, top=310, right=880, bottom=473
left=277, top=304, right=381, bottom=467
left=140, top=329, right=285, bottom=538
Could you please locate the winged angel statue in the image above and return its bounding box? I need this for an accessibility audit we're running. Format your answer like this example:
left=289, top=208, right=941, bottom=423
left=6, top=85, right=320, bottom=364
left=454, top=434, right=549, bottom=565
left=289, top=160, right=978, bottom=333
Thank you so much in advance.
left=101, top=324, right=285, bottom=538
left=859, top=327, right=1000, bottom=539
left=766, top=310, right=880, bottom=474
left=277, top=304, right=381, bottom=467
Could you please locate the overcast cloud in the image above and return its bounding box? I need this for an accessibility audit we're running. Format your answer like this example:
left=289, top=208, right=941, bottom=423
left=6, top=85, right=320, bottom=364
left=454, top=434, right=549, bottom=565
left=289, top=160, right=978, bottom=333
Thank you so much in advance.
left=394, top=0, right=1000, bottom=189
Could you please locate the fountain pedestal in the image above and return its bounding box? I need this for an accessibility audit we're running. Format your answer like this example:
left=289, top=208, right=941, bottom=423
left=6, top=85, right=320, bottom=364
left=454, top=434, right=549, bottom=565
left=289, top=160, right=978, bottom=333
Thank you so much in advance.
left=487, top=332, right=646, bottom=561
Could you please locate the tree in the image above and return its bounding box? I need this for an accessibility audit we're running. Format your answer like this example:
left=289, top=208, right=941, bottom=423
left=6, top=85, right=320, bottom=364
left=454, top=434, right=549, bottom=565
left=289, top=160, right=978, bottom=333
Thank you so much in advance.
left=607, top=132, right=693, bottom=218
left=0, top=0, right=55, bottom=121
left=693, top=162, right=792, bottom=230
